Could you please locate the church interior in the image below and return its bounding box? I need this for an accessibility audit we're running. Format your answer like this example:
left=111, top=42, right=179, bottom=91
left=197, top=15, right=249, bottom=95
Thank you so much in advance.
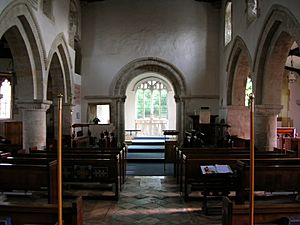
left=0, top=0, right=300, bottom=224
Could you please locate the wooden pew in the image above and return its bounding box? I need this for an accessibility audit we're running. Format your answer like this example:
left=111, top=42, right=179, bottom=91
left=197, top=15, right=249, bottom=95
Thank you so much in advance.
left=0, top=196, right=83, bottom=225
left=21, top=150, right=123, bottom=193
left=222, top=196, right=300, bottom=225
left=63, top=146, right=128, bottom=184
left=0, top=144, right=22, bottom=156
left=0, top=151, right=11, bottom=158
left=5, top=154, right=121, bottom=199
left=236, top=158, right=300, bottom=204
left=178, top=148, right=296, bottom=195
left=0, top=160, right=57, bottom=204
left=31, top=145, right=127, bottom=185
left=175, top=146, right=249, bottom=183
left=63, top=157, right=120, bottom=199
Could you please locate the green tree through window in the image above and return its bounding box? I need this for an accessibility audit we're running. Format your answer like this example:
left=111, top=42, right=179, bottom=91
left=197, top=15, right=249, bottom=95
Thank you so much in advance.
left=136, top=80, right=168, bottom=119
left=245, top=76, right=253, bottom=107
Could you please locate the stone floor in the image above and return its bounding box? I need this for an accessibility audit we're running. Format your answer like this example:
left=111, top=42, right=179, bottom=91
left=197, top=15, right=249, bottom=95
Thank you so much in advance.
left=1, top=176, right=222, bottom=225
left=83, top=176, right=222, bottom=225
left=2, top=175, right=298, bottom=224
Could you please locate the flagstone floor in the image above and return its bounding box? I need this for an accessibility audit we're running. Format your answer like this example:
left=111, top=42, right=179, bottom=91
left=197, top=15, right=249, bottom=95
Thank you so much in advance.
left=2, top=175, right=298, bottom=225
left=1, top=176, right=222, bottom=225
left=83, top=176, right=222, bottom=225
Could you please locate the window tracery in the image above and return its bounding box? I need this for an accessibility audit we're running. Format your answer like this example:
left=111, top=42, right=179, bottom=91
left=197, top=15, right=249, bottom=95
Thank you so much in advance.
left=225, top=1, right=232, bottom=46
left=136, top=80, right=168, bottom=119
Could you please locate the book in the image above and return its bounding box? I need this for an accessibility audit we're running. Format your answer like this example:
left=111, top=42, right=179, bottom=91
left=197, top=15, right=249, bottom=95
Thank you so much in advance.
left=200, top=164, right=233, bottom=174
left=0, top=216, right=12, bottom=225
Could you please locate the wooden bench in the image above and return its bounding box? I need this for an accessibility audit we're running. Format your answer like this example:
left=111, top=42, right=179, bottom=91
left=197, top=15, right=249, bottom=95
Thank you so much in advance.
left=175, top=146, right=250, bottom=183
left=0, top=160, right=57, bottom=204
left=26, top=151, right=123, bottom=186
left=30, top=145, right=127, bottom=185
left=222, top=196, right=300, bottom=225
left=62, top=146, right=127, bottom=184
left=0, top=196, right=83, bottom=225
left=0, top=144, right=22, bottom=156
left=0, top=151, right=11, bottom=158
left=179, top=149, right=296, bottom=196
left=62, top=157, right=120, bottom=199
left=236, top=158, right=300, bottom=204
left=5, top=154, right=121, bottom=199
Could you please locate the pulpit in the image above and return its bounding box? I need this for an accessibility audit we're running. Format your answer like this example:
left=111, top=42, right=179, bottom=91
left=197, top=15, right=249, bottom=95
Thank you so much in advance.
left=188, top=115, right=230, bottom=146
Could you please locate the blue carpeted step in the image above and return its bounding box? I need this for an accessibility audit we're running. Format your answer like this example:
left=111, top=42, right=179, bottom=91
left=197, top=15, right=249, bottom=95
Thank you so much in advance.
left=131, top=139, right=165, bottom=145
left=134, top=136, right=165, bottom=140
left=127, top=136, right=165, bottom=161
left=128, top=145, right=165, bottom=152
left=127, top=157, right=165, bottom=163
left=127, top=152, right=164, bottom=160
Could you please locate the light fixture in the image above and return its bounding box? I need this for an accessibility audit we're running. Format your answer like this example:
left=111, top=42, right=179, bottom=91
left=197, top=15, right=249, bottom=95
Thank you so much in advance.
left=288, top=56, right=297, bottom=83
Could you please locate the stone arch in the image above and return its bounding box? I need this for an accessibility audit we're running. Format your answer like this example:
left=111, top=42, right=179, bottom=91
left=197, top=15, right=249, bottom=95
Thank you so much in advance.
left=227, top=36, right=252, bottom=106
left=254, top=5, right=300, bottom=105
left=112, top=57, right=186, bottom=97
left=226, top=36, right=252, bottom=139
left=252, top=5, right=300, bottom=150
left=47, top=33, right=74, bottom=138
left=47, top=33, right=73, bottom=103
left=0, top=1, right=46, bottom=100
left=112, top=57, right=186, bottom=143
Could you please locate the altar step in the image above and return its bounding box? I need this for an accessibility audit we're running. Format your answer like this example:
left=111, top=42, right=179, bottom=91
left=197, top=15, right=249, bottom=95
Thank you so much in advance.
left=127, top=136, right=165, bottom=162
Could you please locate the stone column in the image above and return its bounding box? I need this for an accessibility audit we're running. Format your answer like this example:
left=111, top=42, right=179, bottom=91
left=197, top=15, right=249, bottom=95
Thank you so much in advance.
left=255, top=104, right=282, bottom=151
left=175, top=95, right=184, bottom=145
left=17, top=100, right=52, bottom=152
left=226, top=105, right=250, bottom=139
left=62, top=103, right=73, bottom=136
left=116, top=96, right=126, bottom=146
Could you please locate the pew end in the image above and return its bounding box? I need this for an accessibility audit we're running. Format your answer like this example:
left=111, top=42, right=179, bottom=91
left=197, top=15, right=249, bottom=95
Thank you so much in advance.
left=0, top=196, right=83, bottom=225
left=222, top=196, right=300, bottom=225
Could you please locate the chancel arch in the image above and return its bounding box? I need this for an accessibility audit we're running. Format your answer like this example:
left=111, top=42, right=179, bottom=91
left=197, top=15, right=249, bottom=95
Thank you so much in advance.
left=253, top=5, right=300, bottom=150
left=112, top=57, right=186, bottom=144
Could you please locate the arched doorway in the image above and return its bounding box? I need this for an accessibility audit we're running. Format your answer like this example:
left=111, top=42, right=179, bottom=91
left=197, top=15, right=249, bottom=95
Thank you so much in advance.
left=125, top=73, right=176, bottom=137
left=112, top=57, right=186, bottom=145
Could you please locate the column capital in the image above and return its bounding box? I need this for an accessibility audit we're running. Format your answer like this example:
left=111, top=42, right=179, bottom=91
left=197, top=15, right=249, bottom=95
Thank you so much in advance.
left=223, top=105, right=250, bottom=111
left=255, top=104, right=283, bottom=116
left=116, top=96, right=126, bottom=103
left=174, top=95, right=184, bottom=103
left=16, top=99, right=52, bottom=111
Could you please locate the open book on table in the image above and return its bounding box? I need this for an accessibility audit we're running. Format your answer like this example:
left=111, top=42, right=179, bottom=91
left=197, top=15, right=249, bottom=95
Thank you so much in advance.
left=200, top=164, right=233, bottom=174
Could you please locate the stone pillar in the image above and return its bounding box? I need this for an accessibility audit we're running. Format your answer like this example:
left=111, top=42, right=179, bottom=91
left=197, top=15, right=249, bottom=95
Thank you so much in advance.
left=17, top=100, right=52, bottom=152
left=175, top=95, right=184, bottom=145
left=62, top=103, right=73, bottom=136
left=116, top=96, right=126, bottom=146
left=255, top=104, right=282, bottom=151
left=226, top=105, right=250, bottom=139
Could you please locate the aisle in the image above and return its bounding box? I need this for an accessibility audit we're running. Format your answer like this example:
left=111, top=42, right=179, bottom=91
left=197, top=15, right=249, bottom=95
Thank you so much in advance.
left=84, top=176, right=222, bottom=225
left=127, top=136, right=165, bottom=162
left=126, top=136, right=172, bottom=176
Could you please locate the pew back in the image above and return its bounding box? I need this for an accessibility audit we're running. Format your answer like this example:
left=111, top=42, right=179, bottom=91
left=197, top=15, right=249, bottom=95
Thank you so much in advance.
left=0, top=196, right=83, bottom=225
left=222, top=197, right=300, bottom=225
left=0, top=160, right=57, bottom=204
